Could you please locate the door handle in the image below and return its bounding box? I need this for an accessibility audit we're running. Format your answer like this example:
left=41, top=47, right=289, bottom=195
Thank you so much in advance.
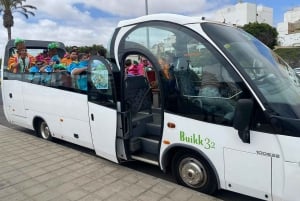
left=91, top=114, right=94, bottom=121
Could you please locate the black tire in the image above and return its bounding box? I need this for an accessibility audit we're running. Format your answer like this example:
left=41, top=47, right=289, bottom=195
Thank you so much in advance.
left=172, top=151, right=218, bottom=195
left=37, top=120, right=53, bottom=141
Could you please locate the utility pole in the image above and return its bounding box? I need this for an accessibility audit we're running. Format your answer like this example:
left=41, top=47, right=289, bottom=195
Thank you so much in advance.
left=255, top=1, right=258, bottom=22
left=256, top=4, right=258, bottom=22
left=145, top=0, right=150, bottom=48
left=145, top=0, right=148, bottom=15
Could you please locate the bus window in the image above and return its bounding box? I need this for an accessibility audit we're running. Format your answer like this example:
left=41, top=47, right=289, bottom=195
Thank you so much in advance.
left=122, top=22, right=243, bottom=125
left=88, top=58, right=115, bottom=107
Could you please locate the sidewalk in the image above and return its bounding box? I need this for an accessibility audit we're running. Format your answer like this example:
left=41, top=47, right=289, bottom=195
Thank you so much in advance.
left=0, top=125, right=223, bottom=201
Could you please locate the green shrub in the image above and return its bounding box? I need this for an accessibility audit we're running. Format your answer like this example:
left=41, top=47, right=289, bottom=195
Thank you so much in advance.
left=274, top=47, right=300, bottom=68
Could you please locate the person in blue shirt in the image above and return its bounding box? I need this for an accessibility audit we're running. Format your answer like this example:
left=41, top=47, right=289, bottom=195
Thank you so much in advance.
left=66, top=50, right=79, bottom=73
left=29, top=60, right=43, bottom=73
left=67, top=51, right=88, bottom=90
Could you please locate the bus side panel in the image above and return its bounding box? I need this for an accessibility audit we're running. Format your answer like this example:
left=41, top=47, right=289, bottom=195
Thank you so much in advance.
left=159, top=113, right=281, bottom=200
left=22, top=83, right=93, bottom=149
left=2, top=80, right=14, bottom=123
left=277, top=135, right=300, bottom=162
left=276, top=135, right=300, bottom=201
left=224, top=148, right=271, bottom=200
left=159, top=113, right=226, bottom=188
left=2, top=80, right=27, bottom=125
left=271, top=156, right=285, bottom=201
left=282, top=162, right=300, bottom=201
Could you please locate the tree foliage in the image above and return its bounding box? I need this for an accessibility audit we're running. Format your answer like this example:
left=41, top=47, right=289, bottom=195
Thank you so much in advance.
left=0, top=0, right=37, bottom=40
left=66, top=44, right=107, bottom=57
left=242, top=22, right=278, bottom=49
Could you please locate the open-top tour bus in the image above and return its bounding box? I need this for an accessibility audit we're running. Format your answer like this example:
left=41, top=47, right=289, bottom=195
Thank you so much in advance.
left=2, top=14, right=300, bottom=201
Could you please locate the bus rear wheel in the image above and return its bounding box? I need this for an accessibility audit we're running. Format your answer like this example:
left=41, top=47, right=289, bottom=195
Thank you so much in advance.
left=37, top=120, right=52, bottom=141
left=172, top=152, right=217, bottom=195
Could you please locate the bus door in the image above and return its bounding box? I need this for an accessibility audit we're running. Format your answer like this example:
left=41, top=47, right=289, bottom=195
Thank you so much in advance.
left=87, top=56, right=119, bottom=163
left=117, top=50, right=163, bottom=166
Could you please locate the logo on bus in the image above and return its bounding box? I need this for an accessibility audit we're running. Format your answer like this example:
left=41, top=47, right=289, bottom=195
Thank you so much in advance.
left=179, top=131, right=215, bottom=149
left=256, top=151, right=280, bottom=158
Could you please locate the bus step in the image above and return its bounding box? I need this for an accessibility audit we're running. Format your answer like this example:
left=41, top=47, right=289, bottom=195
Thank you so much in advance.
left=146, top=122, right=161, bottom=136
left=138, top=135, right=160, bottom=155
left=131, top=152, right=159, bottom=166
left=152, top=107, right=161, bottom=114
left=138, top=135, right=160, bottom=143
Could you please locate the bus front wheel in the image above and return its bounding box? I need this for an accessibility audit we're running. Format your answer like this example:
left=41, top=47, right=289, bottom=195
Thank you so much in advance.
left=172, top=152, right=217, bottom=195
left=37, top=120, right=52, bottom=141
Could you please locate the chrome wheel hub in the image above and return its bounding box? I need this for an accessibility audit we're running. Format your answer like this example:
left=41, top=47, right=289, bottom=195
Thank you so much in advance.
left=40, top=122, right=50, bottom=139
left=179, top=157, right=207, bottom=188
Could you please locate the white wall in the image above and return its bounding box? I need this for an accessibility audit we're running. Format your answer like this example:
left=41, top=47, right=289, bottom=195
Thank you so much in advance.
left=284, top=7, right=300, bottom=23
left=277, top=7, right=300, bottom=46
left=212, top=2, right=273, bottom=27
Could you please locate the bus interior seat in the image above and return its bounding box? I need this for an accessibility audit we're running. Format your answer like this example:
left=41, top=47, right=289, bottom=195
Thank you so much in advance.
left=173, top=57, right=203, bottom=113
left=125, top=76, right=153, bottom=135
left=125, top=75, right=156, bottom=155
left=174, top=57, right=199, bottom=96
left=125, top=76, right=153, bottom=115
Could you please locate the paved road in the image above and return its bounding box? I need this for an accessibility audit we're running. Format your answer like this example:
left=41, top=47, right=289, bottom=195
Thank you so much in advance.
left=0, top=124, right=226, bottom=201
left=0, top=89, right=262, bottom=201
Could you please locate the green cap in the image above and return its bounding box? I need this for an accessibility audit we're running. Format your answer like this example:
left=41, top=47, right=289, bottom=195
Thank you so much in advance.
left=48, top=42, right=59, bottom=49
left=14, top=38, right=25, bottom=46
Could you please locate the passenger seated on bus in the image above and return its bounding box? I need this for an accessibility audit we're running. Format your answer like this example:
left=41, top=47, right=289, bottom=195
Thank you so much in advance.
left=29, top=60, right=44, bottom=73
left=40, top=42, right=64, bottom=73
left=36, top=49, right=50, bottom=65
left=61, top=52, right=72, bottom=66
left=136, top=56, right=148, bottom=76
left=26, top=59, right=44, bottom=83
left=125, top=59, right=139, bottom=77
left=68, top=52, right=88, bottom=74
left=66, top=49, right=79, bottom=71
left=67, top=51, right=88, bottom=90
left=8, top=38, right=36, bottom=73
left=199, top=63, right=234, bottom=122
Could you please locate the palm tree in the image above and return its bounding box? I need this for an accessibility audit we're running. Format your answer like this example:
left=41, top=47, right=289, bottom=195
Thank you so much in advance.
left=0, top=0, right=37, bottom=40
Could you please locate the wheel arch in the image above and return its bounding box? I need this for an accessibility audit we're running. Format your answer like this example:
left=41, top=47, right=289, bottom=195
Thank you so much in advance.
left=32, top=116, right=45, bottom=133
left=160, top=143, right=220, bottom=189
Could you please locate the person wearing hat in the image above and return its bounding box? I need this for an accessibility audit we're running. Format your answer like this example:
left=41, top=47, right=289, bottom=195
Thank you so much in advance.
left=29, top=56, right=45, bottom=73
left=8, top=38, right=36, bottom=73
left=48, top=42, right=60, bottom=64
left=40, top=42, right=63, bottom=72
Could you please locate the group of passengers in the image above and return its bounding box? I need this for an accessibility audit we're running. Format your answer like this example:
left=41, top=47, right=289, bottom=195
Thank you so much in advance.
left=7, top=38, right=90, bottom=90
left=7, top=38, right=89, bottom=76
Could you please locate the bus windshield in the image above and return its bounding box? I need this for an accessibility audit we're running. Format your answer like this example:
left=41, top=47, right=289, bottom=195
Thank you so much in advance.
left=202, top=23, right=300, bottom=119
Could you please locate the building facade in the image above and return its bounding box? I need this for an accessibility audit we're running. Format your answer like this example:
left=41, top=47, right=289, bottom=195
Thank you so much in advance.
left=212, top=2, right=273, bottom=26
left=277, top=7, right=300, bottom=46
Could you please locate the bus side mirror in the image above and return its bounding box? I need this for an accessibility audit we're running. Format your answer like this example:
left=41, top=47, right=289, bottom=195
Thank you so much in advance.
left=233, top=99, right=253, bottom=144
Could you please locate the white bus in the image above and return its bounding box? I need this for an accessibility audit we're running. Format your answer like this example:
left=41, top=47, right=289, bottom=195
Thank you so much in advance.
left=2, top=14, right=300, bottom=201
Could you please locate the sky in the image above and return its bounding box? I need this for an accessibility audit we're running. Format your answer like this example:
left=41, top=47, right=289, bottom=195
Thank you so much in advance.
left=0, top=0, right=299, bottom=55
